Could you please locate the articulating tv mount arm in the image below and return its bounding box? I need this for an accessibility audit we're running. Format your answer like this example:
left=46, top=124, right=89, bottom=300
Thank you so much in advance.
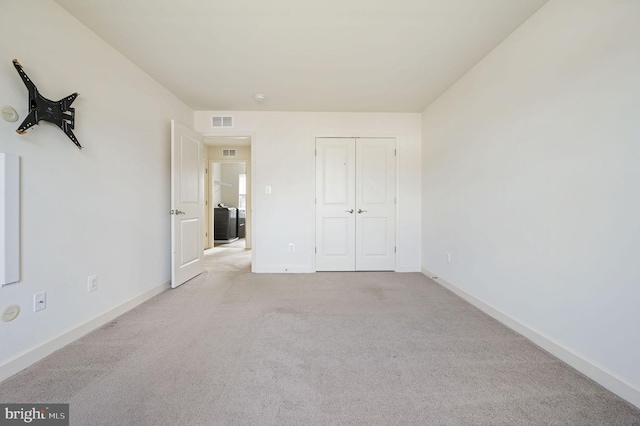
left=12, top=59, right=81, bottom=149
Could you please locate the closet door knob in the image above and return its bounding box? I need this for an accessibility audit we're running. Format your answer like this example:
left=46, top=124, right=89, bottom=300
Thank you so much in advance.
left=345, top=209, right=354, bottom=214
left=357, top=209, right=367, bottom=214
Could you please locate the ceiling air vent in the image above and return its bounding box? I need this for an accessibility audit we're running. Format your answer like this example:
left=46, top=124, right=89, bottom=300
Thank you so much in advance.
left=212, top=115, right=233, bottom=128
left=222, top=149, right=237, bottom=157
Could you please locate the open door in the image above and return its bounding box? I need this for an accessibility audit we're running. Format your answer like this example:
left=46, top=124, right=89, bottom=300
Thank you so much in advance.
left=171, top=120, right=204, bottom=287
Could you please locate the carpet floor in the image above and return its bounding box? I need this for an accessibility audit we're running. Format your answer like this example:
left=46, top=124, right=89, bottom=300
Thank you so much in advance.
left=1, top=259, right=639, bottom=425
left=204, top=239, right=251, bottom=273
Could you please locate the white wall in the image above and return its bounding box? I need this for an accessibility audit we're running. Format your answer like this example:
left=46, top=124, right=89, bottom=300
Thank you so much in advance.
left=195, top=112, right=422, bottom=273
left=0, top=0, right=193, bottom=379
left=421, top=0, right=640, bottom=407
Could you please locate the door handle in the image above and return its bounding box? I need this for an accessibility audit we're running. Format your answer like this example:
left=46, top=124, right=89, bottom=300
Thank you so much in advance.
left=345, top=209, right=354, bottom=214
left=171, top=210, right=186, bottom=215
left=357, top=209, right=367, bottom=214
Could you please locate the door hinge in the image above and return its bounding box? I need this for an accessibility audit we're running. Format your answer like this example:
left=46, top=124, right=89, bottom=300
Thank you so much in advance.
left=394, top=149, right=397, bottom=156
left=315, top=247, right=317, bottom=253
left=395, top=246, right=397, bottom=253
left=315, top=149, right=317, bottom=156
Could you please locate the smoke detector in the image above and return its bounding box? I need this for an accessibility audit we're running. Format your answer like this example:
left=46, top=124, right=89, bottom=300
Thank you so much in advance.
left=254, top=93, right=266, bottom=103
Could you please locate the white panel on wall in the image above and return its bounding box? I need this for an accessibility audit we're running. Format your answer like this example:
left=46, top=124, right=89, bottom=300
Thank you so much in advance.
left=0, top=153, right=19, bottom=286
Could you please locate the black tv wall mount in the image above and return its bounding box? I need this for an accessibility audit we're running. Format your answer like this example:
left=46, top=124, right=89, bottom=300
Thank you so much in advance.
left=12, top=59, right=81, bottom=149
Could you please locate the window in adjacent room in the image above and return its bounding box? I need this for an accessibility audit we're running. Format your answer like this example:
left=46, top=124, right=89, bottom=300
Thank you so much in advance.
left=238, top=173, right=246, bottom=210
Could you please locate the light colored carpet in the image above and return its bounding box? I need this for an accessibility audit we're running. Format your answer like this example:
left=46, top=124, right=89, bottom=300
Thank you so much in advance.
left=204, top=239, right=251, bottom=273
left=1, top=266, right=639, bottom=425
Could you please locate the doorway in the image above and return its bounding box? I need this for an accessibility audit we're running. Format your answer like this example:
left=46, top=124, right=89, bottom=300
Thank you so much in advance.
left=211, top=161, right=246, bottom=247
left=202, top=137, right=252, bottom=271
left=315, top=137, right=396, bottom=271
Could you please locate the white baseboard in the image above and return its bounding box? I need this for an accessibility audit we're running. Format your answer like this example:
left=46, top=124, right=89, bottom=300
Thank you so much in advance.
left=0, top=280, right=170, bottom=383
left=252, top=266, right=314, bottom=273
left=253, top=266, right=422, bottom=273
left=422, top=268, right=640, bottom=409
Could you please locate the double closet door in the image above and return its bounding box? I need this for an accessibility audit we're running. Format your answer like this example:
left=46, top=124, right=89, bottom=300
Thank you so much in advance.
left=316, top=138, right=396, bottom=271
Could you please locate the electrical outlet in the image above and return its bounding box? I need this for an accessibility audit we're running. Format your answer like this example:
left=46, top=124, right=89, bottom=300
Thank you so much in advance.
left=34, top=292, right=46, bottom=312
left=87, top=274, right=98, bottom=292
left=288, top=243, right=295, bottom=252
left=446, top=252, right=452, bottom=263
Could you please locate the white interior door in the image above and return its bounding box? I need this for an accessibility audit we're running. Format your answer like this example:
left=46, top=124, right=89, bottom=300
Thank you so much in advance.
left=171, top=120, right=204, bottom=288
left=316, top=137, right=396, bottom=271
left=316, top=138, right=356, bottom=271
left=355, top=138, right=396, bottom=271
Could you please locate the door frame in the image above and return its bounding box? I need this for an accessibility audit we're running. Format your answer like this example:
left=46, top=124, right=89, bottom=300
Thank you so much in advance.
left=314, top=135, right=399, bottom=272
left=203, top=158, right=211, bottom=250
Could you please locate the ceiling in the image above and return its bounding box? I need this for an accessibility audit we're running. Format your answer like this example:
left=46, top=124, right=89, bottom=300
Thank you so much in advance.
left=54, top=0, right=548, bottom=113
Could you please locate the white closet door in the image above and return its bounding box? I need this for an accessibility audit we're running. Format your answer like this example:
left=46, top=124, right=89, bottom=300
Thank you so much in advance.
left=355, top=138, right=396, bottom=271
left=316, top=138, right=356, bottom=271
left=316, top=137, right=396, bottom=271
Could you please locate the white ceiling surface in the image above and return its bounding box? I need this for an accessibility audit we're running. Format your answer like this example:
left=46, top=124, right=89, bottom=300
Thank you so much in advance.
left=54, top=0, right=548, bottom=113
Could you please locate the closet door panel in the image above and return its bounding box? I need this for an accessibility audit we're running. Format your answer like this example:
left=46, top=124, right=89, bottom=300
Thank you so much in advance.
left=355, top=138, right=396, bottom=271
left=315, top=138, right=356, bottom=271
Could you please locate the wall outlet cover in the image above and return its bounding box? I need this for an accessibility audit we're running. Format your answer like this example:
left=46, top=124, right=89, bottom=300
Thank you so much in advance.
left=88, top=274, right=98, bottom=292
